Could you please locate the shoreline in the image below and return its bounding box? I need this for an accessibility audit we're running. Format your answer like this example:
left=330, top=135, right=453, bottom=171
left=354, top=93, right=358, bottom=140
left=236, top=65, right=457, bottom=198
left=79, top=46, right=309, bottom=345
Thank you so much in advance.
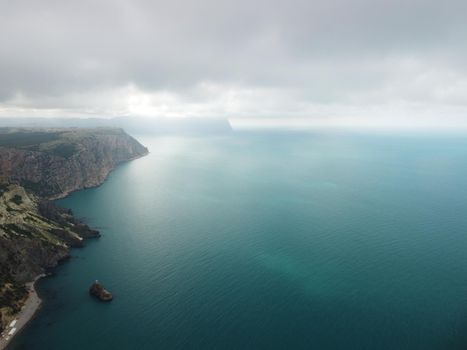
left=0, top=274, right=45, bottom=350
left=0, top=140, right=149, bottom=348
left=0, top=128, right=149, bottom=350
left=48, top=150, right=149, bottom=201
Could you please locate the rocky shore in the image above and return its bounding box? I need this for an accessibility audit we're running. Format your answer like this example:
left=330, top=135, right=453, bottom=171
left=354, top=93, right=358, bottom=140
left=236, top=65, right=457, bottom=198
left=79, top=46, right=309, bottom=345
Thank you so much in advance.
left=0, top=275, right=43, bottom=350
left=0, top=128, right=148, bottom=346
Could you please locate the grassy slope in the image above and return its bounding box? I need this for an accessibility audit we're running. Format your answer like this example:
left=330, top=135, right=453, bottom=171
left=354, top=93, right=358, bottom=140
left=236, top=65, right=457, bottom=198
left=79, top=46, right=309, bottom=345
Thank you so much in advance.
left=0, top=127, right=124, bottom=158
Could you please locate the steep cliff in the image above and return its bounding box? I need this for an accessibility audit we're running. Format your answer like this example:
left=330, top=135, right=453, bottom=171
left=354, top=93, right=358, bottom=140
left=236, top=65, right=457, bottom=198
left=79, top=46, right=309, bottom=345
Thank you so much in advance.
left=0, top=128, right=148, bottom=198
left=0, top=128, right=148, bottom=332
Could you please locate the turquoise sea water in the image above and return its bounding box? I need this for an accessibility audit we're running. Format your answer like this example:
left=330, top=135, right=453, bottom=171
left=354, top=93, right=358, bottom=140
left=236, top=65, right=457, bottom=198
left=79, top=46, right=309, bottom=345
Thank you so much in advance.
left=11, top=132, right=467, bottom=349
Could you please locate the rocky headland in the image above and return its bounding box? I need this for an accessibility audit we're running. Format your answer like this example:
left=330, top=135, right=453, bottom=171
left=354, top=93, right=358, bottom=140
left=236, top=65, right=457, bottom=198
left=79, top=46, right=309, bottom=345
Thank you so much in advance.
left=0, top=127, right=148, bottom=198
left=0, top=127, right=148, bottom=342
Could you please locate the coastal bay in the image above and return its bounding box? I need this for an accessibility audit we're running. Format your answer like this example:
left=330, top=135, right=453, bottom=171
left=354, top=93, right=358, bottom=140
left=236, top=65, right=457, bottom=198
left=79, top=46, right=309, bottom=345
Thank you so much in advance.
left=11, top=132, right=467, bottom=349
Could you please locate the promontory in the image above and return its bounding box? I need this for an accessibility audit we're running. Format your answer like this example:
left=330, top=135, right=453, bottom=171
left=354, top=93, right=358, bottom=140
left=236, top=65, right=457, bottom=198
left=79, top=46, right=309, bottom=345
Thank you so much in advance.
left=0, top=127, right=148, bottom=344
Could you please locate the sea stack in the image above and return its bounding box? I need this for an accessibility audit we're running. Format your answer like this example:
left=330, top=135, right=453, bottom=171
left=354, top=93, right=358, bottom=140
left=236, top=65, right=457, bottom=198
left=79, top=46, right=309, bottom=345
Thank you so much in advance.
left=89, top=281, right=113, bottom=302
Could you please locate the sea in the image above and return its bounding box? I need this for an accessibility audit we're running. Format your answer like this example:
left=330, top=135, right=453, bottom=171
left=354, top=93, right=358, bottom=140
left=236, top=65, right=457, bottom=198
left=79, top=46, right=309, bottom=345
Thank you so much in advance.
left=10, top=131, right=467, bottom=349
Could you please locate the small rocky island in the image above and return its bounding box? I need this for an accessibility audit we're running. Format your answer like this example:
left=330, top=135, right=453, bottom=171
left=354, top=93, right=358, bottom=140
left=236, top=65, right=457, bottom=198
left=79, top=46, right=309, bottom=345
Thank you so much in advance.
left=89, top=281, right=113, bottom=302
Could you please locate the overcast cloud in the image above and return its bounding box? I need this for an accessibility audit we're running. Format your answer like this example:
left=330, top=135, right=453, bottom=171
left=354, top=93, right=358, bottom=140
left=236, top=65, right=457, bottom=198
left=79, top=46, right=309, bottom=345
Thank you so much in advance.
left=1, top=0, right=467, bottom=129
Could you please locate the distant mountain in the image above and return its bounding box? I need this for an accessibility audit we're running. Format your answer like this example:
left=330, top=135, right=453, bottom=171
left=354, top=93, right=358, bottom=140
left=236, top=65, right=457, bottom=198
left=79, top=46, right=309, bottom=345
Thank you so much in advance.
left=0, top=117, right=232, bottom=135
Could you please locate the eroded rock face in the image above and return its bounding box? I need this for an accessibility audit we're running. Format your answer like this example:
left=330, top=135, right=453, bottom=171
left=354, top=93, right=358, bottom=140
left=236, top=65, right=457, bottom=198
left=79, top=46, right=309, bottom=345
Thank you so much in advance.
left=0, top=185, right=84, bottom=283
left=0, top=128, right=148, bottom=198
left=0, top=185, right=72, bottom=330
left=38, top=200, right=100, bottom=240
left=89, top=281, right=113, bottom=302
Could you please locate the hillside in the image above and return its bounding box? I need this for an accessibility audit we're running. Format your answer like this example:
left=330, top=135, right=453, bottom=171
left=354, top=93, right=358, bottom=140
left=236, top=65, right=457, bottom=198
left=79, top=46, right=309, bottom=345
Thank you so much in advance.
left=0, top=128, right=148, bottom=198
left=0, top=128, right=148, bottom=333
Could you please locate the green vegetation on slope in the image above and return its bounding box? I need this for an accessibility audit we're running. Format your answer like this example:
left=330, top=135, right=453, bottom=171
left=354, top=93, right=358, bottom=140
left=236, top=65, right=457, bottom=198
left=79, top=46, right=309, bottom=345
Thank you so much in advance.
left=0, top=130, right=62, bottom=148
left=0, top=184, right=100, bottom=331
left=0, top=127, right=128, bottom=159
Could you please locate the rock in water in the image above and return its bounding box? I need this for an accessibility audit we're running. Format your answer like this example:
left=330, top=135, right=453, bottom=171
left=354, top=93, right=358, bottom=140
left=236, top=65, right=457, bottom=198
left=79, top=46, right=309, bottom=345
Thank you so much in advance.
left=89, top=281, right=113, bottom=301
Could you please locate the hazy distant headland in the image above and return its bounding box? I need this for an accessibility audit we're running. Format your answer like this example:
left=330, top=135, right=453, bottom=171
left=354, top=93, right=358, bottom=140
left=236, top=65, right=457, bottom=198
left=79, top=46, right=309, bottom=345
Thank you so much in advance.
left=0, top=117, right=233, bottom=136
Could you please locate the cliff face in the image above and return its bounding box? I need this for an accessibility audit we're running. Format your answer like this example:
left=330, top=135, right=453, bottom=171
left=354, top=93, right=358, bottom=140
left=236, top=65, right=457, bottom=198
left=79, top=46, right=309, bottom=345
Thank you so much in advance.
left=0, top=184, right=99, bottom=330
left=0, top=128, right=148, bottom=198
left=0, top=185, right=72, bottom=281
left=0, top=128, right=148, bottom=331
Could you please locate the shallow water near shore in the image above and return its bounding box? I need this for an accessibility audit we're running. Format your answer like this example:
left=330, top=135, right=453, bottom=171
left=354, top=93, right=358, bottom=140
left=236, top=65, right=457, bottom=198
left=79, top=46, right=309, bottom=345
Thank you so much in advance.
left=10, top=132, right=467, bottom=349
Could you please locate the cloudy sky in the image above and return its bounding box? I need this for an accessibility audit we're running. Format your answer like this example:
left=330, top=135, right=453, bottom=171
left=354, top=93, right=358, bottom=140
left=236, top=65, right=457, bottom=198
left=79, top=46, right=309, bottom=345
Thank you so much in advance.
left=1, top=0, right=467, bottom=129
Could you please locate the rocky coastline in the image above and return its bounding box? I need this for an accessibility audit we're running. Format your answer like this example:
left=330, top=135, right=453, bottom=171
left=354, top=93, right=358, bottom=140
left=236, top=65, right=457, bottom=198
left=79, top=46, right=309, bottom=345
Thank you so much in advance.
left=0, top=128, right=148, bottom=348
left=0, top=275, right=43, bottom=350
